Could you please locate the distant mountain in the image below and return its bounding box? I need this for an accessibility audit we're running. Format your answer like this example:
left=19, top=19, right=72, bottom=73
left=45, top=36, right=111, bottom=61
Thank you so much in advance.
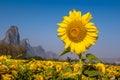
left=20, top=39, right=46, bottom=57
left=115, top=58, right=120, bottom=64
left=20, top=39, right=35, bottom=56
left=45, top=51, right=58, bottom=59
left=20, top=39, right=58, bottom=59
left=0, top=26, right=58, bottom=59
left=100, top=58, right=117, bottom=63
left=32, top=45, right=46, bottom=57
left=1, top=26, right=20, bottom=45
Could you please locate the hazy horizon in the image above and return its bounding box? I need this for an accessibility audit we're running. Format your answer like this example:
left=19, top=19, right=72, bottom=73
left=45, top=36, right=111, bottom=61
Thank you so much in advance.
left=0, top=0, right=120, bottom=58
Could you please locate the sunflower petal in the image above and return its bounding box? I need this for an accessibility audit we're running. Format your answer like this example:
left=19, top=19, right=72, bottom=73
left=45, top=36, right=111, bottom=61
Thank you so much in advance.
left=57, top=23, right=67, bottom=28
left=58, top=32, right=66, bottom=36
left=70, top=42, right=75, bottom=53
left=64, top=38, right=71, bottom=49
left=87, top=33, right=98, bottom=37
left=60, top=35, right=67, bottom=40
left=57, top=27, right=66, bottom=32
left=82, top=12, right=92, bottom=25
left=63, top=16, right=71, bottom=23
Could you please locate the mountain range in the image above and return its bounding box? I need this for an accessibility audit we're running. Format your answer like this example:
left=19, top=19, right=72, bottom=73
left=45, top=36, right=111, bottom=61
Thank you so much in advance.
left=0, top=26, right=58, bottom=59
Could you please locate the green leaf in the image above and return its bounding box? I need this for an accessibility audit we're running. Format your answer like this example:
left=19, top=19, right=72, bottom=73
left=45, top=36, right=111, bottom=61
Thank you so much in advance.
left=86, top=53, right=99, bottom=60
left=7, top=55, right=11, bottom=59
left=59, top=47, right=70, bottom=56
left=84, top=70, right=101, bottom=77
left=89, top=78, right=96, bottom=80
left=62, top=67, right=72, bottom=73
left=102, top=77, right=109, bottom=80
left=86, top=53, right=99, bottom=63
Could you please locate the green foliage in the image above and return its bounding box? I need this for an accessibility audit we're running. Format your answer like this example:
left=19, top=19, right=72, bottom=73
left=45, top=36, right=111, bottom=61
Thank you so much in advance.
left=84, top=70, right=101, bottom=77
left=59, top=47, right=70, bottom=56
left=63, top=67, right=72, bottom=73
left=17, top=63, right=34, bottom=80
left=86, top=53, right=100, bottom=64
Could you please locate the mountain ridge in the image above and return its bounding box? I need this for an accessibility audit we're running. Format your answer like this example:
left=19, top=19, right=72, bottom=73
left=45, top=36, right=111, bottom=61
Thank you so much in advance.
left=0, top=26, right=58, bottom=59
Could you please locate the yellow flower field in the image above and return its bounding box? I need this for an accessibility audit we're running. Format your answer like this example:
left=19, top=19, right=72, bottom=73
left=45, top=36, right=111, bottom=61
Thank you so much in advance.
left=0, top=55, right=120, bottom=80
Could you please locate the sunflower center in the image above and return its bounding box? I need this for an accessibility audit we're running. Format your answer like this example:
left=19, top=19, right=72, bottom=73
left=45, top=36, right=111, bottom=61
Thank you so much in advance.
left=70, top=28, right=78, bottom=37
left=67, top=21, right=87, bottom=43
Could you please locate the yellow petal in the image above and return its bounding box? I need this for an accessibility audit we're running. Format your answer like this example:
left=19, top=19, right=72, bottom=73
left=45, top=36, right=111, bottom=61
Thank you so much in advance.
left=87, top=33, right=98, bottom=37
left=74, top=42, right=86, bottom=55
left=70, top=42, right=75, bottom=53
left=58, top=31, right=66, bottom=36
left=82, top=12, right=92, bottom=25
left=57, top=27, right=66, bottom=32
left=79, top=42, right=86, bottom=53
left=69, top=10, right=74, bottom=18
left=63, top=16, right=71, bottom=23
left=87, top=29, right=99, bottom=33
left=83, top=40, right=91, bottom=48
left=75, top=43, right=81, bottom=54
left=84, top=37, right=95, bottom=45
left=73, top=10, right=80, bottom=17
left=74, top=43, right=80, bottom=54
left=86, top=25, right=97, bottom=29
left=85, top=22, right=94, bottom=26
left=76, top=11, right=82, bottom=18
left=59, top=35, right=67, bottom=40
left=69, top=10, right=77, bottom=19
left=57, top=23, right=67, bottom=28
left=64, top=38, right=71, bottom=49
left=69, top=10, right=82, bottom=20
left=86, top=35, right=97, bottom=41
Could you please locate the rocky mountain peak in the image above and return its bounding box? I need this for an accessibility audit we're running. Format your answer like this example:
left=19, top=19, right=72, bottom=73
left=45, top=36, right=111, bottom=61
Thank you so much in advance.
left=20, top=39, right=30, bottom=47
left=3, top=26, right=20, bottom=45
left=0, top=26, right=58, bottom=59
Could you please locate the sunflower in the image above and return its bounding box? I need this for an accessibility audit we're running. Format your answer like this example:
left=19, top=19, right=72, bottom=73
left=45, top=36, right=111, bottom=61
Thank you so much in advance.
left=57, top=10, right=98, bottom=55
left=95, top=63, right=105, bottom=74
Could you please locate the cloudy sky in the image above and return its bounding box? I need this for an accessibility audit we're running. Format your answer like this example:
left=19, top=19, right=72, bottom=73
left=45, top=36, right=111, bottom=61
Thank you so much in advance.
left=0, top=0, right=120, bottom=58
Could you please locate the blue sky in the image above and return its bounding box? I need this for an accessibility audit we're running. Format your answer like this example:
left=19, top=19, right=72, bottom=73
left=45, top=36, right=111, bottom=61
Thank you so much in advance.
left=0, top=0, right=120, bottom=58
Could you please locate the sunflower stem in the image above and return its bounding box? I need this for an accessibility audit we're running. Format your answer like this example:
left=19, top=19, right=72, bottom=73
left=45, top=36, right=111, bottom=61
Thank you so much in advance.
left=79, top=54, right=83, bottom=80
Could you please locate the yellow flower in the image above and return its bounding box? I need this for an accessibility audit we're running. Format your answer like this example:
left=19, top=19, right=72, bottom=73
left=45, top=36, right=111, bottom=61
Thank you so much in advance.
left=95, top=63, right=105, bottom=74
left=11, top=70, right=18, bottom=78
left=0, top=65, right=9, bottom=74
left=63, top=72, right=78, bottom=78
left=0, top=55, right=7, bottom=62
left=57, top=10, right=98, bottom=55
left=56, top=65, right=62, bottom=73
left=72, top=63, right=80, bottom=72
left=82, top=75, right=88, bottom=80
left=29, top=64, right=37, bottom=71
left=2, top=74, right=13, bottom=80
left=46, top=61, right=53, bottom=68
left=9, top=65, right=18, bottom=70
left=34, top=74, right=44, bottom=80
left=62, top=62, right=69, bottom=68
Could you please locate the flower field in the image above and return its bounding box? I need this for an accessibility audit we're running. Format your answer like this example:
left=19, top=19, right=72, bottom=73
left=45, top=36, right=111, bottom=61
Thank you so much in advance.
left=0, top=55, right=120, bottom=80
left=0, top=10, right=119, bottom=80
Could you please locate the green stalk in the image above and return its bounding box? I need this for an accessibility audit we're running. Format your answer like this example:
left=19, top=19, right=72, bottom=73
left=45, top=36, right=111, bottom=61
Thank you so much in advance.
left=78, top=54, right=83, bottom=80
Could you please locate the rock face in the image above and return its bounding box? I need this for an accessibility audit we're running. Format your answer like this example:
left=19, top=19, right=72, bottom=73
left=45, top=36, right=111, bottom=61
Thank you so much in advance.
left=3, top=26, right=20, bottom=45
left=20, top=39, right=57, bottom=58
left=45, top=51, right=58, bottom=59
left=20, top=39, right=46, bottom=57
left=32, top=46, right=46, bottom=57
left=0, top=26, right=58, bottom=59
left=20, top=39, right=35, bottom=56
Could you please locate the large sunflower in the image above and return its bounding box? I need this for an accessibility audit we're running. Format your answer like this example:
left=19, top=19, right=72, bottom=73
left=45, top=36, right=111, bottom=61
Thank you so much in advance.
left=57, top=10, right=98, bottom=55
